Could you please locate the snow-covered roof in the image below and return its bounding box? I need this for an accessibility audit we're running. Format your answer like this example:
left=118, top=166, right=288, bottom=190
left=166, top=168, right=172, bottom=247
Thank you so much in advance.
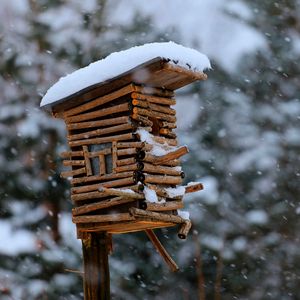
left=40, top=42, right=210, bottom=108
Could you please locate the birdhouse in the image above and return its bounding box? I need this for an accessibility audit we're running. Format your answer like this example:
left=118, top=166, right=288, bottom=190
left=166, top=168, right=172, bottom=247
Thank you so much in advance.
left=41, top=42, right=209, bottom=252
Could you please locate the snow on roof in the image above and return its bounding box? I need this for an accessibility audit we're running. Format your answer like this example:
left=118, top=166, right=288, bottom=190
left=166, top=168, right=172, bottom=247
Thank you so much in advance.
left=40, top=41, right=210, bottom=107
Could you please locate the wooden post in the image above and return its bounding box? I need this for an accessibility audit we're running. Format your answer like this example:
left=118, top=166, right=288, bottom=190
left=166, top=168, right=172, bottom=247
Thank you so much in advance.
left=82, top=232, right=111, bottom=300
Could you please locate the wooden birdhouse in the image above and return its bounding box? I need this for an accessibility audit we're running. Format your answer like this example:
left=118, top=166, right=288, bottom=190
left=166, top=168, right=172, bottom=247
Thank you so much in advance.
left=41, top=42, right=210, bottom=297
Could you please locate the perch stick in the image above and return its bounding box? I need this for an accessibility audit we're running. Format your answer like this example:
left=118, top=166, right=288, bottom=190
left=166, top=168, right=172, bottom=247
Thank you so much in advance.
left=64, top=84, right=134, bottom=117
left=151, top=146, right=188, bottom=165
left=145, top=184, right=182, bottom=199
left=145, top=229, right=179, bottom=272
left=67, top=116, right=130, bottom=130
left=66, top=103, right=130, bottom=123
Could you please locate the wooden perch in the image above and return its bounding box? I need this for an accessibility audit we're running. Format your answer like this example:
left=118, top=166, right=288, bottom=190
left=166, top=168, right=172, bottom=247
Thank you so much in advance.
left=98, top=187, right=144, bottom=200
left=145, top=229, right=179, bottom=272
left=178, top=220, right=192, bottom=239
left=66, top=103, right=130, bottom=123
left=129, top=207, right=184, bottom=224
left=64, top=84, right=134, bottom=117
left=185, top=182, right=204, bottom=194
left=67, top=116, right=130, bottom=130
left=131, top=92, right=176, bottom=106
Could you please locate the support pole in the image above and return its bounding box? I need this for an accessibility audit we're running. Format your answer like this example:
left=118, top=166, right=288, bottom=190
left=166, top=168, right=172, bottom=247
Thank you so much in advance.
left=82, top=232, right=111, bottom=300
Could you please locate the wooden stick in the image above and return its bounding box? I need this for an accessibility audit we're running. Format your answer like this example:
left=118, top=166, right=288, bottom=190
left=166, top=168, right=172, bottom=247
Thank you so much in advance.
left=163, top=63, right=208, bottom=81
left=178, top=220, right=192, bottom=239
left=66, top=103, right=130, bottom=123
left=67, top=116, right=130, bottom=130
left=82, top=145, right=92, bottom=176
left=135, top=132, right=177, bottom=146
left=71, top=171, right=134, bottom=185
left=64, top=84, right=134, bottom=117
left=60, top=150, right=83, bottom=158
left=98, top=187, right=144, bottom=199
left=63, top=160, right=85, bottom=167
left=61, top=167, right=86, bottom=178
left=144, top=174, right=182, bottom=185
left=72, top=196, right=139, bottom=216
left=133, top=84, right=174, bottom=98
left=117, top=148, right=137, bottom=156
left=99, top=154, right=106, bottom=175
left=142, top=162, right=182, bottom=176
left=71, top=177, right=136, bottom=194
left=131, top=114, right=153, bottom=127
left=158, top=121, right=177, bottom=129
left=133, top=107, right=176, bottom=123
left=71, top=191, right=108, bottom=202
left=132, top=99, right=176, bottom=115
left=116, top=157, right=136, bottom=167
left=73, top=213, right=135, bottom=224
left=151, top=146, right=188, bottom=165
left=68, top=123, right=132, bottom=141
left=131, top=92, right=176, bottom=106
left=129, top=207, right=184, bottom=224
left=146, top=201, right=184, bottom=211
left=145, top=229, right=179, bottom=272
left=159, top=128, right=177, bottom=139
left=115, top=163, right=139, bottom=173
left=112, top=141, right=117, bottom=173
left=116, top=141, right=145, bottom=149
left=142, top=153, right=180, bottom=166
left=69, top=132, right=134, bottom=147
left=88, top=148, right=111, bottom=158
left=185, top=182, right=204, bottom=194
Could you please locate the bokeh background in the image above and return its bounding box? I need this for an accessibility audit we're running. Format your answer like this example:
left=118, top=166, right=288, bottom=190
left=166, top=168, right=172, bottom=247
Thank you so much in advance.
left=1, top=0, right=300, bottom=299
